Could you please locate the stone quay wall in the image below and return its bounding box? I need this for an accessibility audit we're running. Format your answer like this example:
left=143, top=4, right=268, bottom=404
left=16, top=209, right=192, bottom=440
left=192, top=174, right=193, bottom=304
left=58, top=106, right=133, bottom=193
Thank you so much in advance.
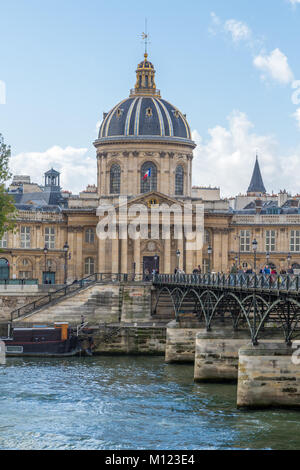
left=92, top=324, right=166, bottom=355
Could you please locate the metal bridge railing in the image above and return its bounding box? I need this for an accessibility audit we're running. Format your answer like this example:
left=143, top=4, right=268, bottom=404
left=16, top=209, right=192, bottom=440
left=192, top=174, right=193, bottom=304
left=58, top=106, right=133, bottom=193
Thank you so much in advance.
left=10, top=272, right=150, bottom=321
left=153, top=273, right=300, bottom=293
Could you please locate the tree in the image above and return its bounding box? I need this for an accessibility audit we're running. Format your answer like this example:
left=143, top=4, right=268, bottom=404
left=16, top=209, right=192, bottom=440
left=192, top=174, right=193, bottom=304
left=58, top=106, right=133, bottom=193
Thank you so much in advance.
left=0, top=134, right=16, bottom=242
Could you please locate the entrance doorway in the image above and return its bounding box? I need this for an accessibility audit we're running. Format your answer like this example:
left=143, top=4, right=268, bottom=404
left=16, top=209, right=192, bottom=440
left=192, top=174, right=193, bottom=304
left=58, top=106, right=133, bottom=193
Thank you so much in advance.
left=0, top=258, right=9, bottom=280
left=143, top=256, right=159, bottom=280
left=43, top=271, right=56, bottom=285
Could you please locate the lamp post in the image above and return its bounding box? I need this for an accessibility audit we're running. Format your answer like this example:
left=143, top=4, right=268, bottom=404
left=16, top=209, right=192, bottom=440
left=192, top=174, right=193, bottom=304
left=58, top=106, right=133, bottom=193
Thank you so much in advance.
left=176, top=249, right=180, bottom=271
left=235, top=255, right=238, bottom=266
left=43, top=244, right=48, bottom=284
left=252, top=239, right=258, bottom=272
left=266, top=251, right=270, bottom=268
left=234, top=235, right=241, bottom=266
left=207, top=246, right=212, bottom=274
left=63, top=241, right=69, bottom=284
left=287, top=252, right=292, bottom=273
left=154, top=254, right=158, bottom=273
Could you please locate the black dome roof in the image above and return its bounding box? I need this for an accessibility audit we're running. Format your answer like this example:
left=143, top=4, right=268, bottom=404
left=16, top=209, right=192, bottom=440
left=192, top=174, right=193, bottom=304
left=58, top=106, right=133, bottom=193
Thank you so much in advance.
left=98, top=96, right=192, bottom=143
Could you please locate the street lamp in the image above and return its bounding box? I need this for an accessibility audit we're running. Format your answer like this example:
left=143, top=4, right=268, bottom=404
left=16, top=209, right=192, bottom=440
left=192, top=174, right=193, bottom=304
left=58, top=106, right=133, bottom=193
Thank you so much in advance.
left=252, top=239, right=258, bottom=272
left=266, top=251, right=270, bottom=266
left=235, top=255, right=238, bottom=266
left=154, top=254, right=158, bottom=273
left=63, top=241, right=69, bottom=284
left=176, top=249, right=180, bottom=270
left=287, top=252, right=292, bottom=272
left=234, top=234, right=241, bottom=266
left=43, top=244, right=48, bottom=284
left=207, top=246, right=212, bottom=273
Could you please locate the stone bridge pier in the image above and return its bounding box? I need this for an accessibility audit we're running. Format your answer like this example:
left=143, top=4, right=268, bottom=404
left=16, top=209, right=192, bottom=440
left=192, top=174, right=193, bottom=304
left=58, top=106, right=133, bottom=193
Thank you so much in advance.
left=155, top=272, right=300, bottom=408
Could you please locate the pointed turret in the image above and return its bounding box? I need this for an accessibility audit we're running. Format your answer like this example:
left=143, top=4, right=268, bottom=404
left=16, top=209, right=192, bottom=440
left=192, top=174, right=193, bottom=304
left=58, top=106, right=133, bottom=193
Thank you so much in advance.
left=247, top=156, right=266, bottom=196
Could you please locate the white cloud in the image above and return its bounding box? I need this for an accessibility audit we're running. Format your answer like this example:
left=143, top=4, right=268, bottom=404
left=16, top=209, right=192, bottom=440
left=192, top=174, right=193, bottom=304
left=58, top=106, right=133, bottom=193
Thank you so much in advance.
left=192, top=110, right=300, bottom=197
left=288, top=0, right=300, bottom=5
left=10, top=145, right=96, bottom=194
left=209, top=12, right=253, bottom=46
left=224, top=19, right=252, bottom=43
left=253, top=48, right=294, bottom=84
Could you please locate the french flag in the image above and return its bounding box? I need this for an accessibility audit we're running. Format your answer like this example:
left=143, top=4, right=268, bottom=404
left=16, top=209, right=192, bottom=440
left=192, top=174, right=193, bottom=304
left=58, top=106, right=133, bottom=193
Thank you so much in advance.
left=143, top=168, right=151, bottom=180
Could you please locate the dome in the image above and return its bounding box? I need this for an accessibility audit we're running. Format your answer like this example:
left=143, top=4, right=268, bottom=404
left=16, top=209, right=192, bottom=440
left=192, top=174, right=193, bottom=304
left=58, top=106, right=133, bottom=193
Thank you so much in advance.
left=98, top=96, right=192, bottom=142
left=97, top=54, right=193, bottom=145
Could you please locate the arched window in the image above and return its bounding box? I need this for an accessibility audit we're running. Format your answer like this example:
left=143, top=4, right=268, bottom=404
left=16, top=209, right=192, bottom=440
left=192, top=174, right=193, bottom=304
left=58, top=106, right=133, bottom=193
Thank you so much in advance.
left=0, top=258, right=9, bottom=280
left=175, top=165, right=184, bottom=195
left=141, top=162, right=157, bottom=193
left=110, top=164, right=121, bottom=194
left=85, top=257, right=95, bottom=275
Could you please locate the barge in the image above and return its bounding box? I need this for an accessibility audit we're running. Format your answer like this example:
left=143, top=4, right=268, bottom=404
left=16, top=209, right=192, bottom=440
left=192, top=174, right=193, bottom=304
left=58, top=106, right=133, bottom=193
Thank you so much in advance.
left=1, top=322, right=93, bottom=357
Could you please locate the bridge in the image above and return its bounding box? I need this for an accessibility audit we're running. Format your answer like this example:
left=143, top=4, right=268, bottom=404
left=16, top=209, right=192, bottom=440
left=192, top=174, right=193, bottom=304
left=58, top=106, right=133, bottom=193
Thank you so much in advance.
left=153, top=273, right=300, bottom=345
left=9, top=271, right=300, bottom=346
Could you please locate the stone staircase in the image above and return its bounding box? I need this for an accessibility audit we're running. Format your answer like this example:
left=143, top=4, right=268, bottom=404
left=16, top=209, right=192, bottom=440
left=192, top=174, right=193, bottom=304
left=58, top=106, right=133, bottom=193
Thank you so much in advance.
left=10, top=274, right=153, bottom=326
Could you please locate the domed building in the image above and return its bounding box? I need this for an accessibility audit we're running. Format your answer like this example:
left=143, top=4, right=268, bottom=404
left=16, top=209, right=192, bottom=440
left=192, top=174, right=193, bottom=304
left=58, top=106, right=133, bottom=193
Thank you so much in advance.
left=94, top=53, right=195, bottom=199
left=92, top=54, right=208, bottom=276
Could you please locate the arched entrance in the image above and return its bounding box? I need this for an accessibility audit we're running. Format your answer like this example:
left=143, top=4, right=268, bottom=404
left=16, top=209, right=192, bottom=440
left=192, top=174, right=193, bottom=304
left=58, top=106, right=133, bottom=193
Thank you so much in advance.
left=0, top=258, right=10, bottom=280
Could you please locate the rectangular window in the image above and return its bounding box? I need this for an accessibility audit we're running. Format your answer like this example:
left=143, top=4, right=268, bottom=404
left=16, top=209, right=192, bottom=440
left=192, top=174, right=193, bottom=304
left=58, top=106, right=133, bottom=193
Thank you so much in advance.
left=240, top=230, right=251, bottom=252
left=0, top=232, right=7, bottom=248
left=266, top=230, right=276, bottom=252
left=19, top=271, right=31, bottom=279
left=45, top=227, right=55, bottom=249
left=85, top=229, right=95, bottom=244
left=20, top=226, right=31, bottom=248
left=290, top=230, right=300, bottom=253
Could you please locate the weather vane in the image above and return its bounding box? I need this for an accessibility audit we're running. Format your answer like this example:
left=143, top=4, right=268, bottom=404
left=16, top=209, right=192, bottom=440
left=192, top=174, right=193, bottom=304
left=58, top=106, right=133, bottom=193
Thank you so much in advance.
left=141, top=18, right=150, bottom=55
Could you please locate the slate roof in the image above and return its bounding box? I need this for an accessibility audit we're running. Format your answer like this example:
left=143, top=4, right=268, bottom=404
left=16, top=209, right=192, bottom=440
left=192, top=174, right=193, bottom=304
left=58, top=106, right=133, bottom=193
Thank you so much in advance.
left=247, top=157, right=266, bottom=194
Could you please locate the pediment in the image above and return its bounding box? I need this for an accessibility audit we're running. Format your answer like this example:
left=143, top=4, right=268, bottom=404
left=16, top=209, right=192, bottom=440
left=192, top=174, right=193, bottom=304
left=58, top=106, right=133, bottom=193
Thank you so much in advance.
left=115, top=191, right=185, bottom=212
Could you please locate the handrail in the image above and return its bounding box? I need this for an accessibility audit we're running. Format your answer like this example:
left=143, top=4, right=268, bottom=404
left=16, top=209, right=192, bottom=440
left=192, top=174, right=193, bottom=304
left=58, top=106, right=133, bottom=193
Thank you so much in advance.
left=10, top=272, right=150, bottom=321
left=153, top=273, right=300, bottom=294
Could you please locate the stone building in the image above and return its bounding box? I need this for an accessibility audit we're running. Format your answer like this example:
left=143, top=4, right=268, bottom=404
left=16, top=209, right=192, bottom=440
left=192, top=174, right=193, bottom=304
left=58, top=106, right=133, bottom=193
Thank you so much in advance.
left=228, top=158, right=300, bottom=272
left=1, top=55, right=299, bottom=283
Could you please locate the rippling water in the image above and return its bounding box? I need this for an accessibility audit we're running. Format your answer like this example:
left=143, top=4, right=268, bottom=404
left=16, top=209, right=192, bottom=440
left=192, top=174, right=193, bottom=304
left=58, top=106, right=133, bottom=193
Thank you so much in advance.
left=0, top=356, right=300, bottom=450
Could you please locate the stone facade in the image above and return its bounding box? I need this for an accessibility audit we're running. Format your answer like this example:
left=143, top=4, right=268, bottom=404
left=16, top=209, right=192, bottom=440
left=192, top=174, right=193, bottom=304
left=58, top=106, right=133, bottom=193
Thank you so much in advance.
left=2, top=56, right=300, bottom=285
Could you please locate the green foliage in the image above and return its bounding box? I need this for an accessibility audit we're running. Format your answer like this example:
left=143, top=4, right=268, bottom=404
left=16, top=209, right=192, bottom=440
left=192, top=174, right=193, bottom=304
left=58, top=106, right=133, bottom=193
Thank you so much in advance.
left=0, top=134, right=16, bottom=241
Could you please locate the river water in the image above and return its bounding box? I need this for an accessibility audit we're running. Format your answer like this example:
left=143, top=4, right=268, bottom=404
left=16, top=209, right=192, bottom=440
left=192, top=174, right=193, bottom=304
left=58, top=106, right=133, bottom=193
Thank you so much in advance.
left=0, top=356, right=300, bottom=450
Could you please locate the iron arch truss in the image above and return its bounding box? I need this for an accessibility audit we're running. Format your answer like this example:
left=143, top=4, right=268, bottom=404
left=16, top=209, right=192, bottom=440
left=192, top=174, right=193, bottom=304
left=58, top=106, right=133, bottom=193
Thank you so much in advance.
left=153, top=273, right=300, bottom=345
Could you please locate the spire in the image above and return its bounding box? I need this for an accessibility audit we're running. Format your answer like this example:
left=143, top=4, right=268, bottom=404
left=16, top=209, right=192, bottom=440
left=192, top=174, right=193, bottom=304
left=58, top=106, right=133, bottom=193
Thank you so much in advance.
left=130, top=23, right=160, bottom=97
left=247, top=155, right=266, bottom=195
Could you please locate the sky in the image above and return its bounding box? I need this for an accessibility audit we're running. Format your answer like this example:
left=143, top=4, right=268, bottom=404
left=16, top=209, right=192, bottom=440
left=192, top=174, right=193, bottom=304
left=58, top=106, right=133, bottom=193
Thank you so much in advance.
left=1, top=0, right=300, bottom=197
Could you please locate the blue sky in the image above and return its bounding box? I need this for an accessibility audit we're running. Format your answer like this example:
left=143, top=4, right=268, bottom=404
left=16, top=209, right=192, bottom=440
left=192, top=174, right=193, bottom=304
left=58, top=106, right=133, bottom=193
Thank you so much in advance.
left=1, top=0, right=300, bottom=196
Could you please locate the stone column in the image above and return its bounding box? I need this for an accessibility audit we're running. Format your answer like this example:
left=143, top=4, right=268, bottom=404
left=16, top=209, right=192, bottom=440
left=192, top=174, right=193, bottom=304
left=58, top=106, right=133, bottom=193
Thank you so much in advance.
left=213, top=231, right=222, bottom=272
left=177, top=238, right=183, bottom=270
left=221, top=230, right=229, bottom=272
left=185, top=245, right=194, bottom=274
left=98, top=238, right=106, bottom=273
left=111, top=236, right=119, bottom=274
left=134, top=237, right=141, bottom=275
left=75, top=229, right=83, bottom=279
left=121, top=238, right=128, bottom=274
left=164, top=238, right=171, bottom=274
